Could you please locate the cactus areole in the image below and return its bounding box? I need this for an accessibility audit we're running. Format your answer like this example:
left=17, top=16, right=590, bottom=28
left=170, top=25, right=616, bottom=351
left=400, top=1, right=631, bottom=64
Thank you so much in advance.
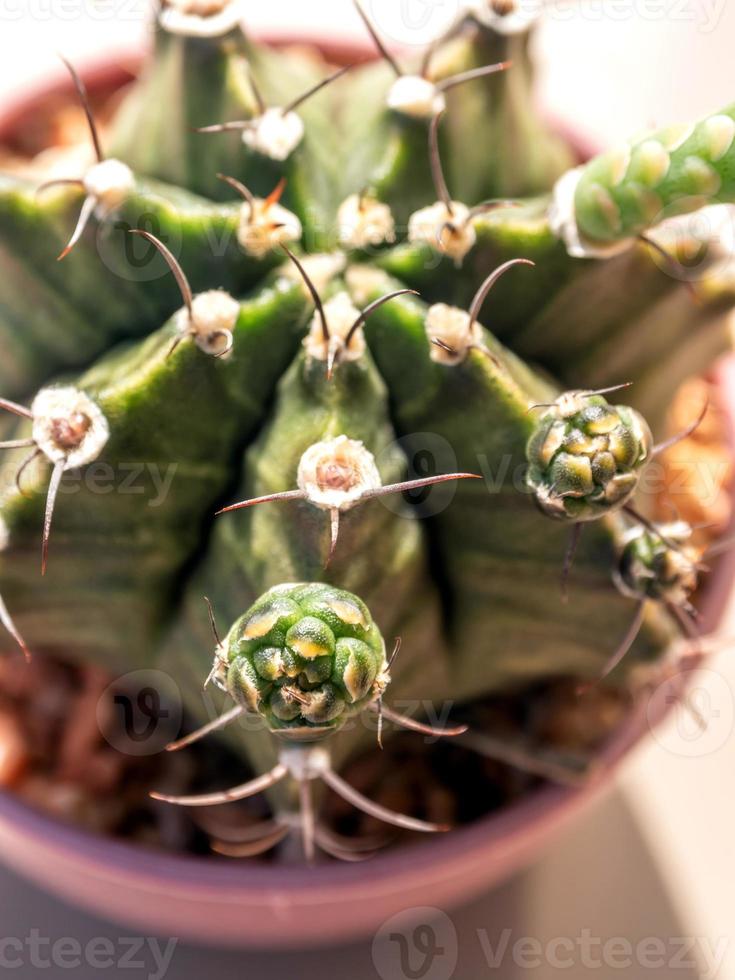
left=0, top=0, right=732, bottom=877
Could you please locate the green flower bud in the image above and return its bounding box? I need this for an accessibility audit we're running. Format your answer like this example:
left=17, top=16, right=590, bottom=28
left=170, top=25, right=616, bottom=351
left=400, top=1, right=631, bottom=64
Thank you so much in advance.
left=614, top=522, right=699, bottom=607
left=223, top=584, right=388, bottom=738
left=526, top=392, right=652, bottom=522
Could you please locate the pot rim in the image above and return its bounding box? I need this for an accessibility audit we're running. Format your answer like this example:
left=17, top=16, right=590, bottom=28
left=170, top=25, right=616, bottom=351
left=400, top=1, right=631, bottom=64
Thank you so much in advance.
left=0, top=39, right=732, bottom=915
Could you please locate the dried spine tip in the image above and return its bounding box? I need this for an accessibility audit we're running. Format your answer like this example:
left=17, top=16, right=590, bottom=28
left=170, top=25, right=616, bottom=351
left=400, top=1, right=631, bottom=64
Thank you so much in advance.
left=525, top=391, right=652, bottom=522
left=337, top=194, right=396, bottom=249
left=159, top=0, right=244, bottom=37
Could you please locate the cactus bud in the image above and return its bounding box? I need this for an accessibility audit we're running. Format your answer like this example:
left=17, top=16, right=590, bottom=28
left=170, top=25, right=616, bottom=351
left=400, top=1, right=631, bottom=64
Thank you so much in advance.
left=615, top=522, right=699, bottom=607
left=526, top=391, right=652, bottom=521
left=221, top=583, right=388, bottom=737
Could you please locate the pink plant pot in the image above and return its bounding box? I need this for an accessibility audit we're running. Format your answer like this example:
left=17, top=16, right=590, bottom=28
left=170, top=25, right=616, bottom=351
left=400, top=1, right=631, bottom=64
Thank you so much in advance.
left=0, top=45, right=733, bottom=950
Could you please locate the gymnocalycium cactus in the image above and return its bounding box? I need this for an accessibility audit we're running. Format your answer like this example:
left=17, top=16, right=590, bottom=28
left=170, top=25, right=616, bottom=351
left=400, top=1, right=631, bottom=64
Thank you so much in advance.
left=0, top=0, right=733, bottom=859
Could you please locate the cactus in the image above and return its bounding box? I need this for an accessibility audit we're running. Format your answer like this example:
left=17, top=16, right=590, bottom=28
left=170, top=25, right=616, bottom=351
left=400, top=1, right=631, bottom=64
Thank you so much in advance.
left=0, top=0, right=732, bottom=860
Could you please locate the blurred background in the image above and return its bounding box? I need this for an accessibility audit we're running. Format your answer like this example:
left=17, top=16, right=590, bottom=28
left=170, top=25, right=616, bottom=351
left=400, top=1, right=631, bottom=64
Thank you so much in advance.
left=1, top=2, right=735, bottom=976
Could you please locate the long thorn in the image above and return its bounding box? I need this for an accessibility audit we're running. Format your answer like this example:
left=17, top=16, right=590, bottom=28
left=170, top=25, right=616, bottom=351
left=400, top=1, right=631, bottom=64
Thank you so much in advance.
left=360, top=472, right=481, bottom=502
left=211, top=824, right=290, bottom=858
left=282, top=64, right=353, bottom=116
left=129, top=230, right=193, bottom=318
left=15, top=449, right=41, bottom=499
left=299, top=778, right=316, bottom=863
left=151, top=762, right=288, bottom=807
left=281, top=245, right=329, bottom=341
left=467, top=199, right=520, bottom=221
left=314, top=827, right=384, bottom=862
left=580, top=599, right=646, bottom=691
left=623, top=505, right=688, bottom=556
left=436, top=60, right=512, bottom=93
left=57, top=194, right=96, bottom=260
left=376, top=698, right=384, bottom=749
left=0, top=592, right=31, bottom=662
left=652, top=400, right=709, bottom=458
left=216, top=489, right=306, bottom=516
left=353, top=0, right=403, bottom=76
left=561, top=522, right=583, bottom=603
left=327, top=508, right=340, bottom=567
left=36, top=178, right=85, bottom=196
left=456, top=732, right=589, bottom=787
left=166, top=705, right=245, bottom=753
left=585, top=383, right=634, bottom=399
left=0, top=398, right=38, bottom=420
left=203, top=596, right=223, bottom=648
left=0, top=439, right=36, bottom=451
left=59, top=54, right=104, bottom=162
left=194, top=121, right=250, bottom=134
left=370, top=702, right=468, bottom=738
left=41, top=459, right=65, bottom=576
left=216, top=172, right=256, bottom=213
left=322, top=768, right=449, bottom=833
left=246, top=64, right=267, bottom=115
left=388, top=637, right=402, bottom=669
left=639, top=234, right=697, bottom=300
left=345, top=290, right=419, bottom=349
left=429, top=110, right=452, bottom=214
left=468, top=259, right=535, bottom=335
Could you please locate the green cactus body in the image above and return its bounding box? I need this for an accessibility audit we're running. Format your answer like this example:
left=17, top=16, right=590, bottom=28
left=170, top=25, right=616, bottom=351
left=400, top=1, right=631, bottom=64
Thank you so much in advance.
left=572, top=107, right=735, bottom=246
left=525, top=393, right=653, bottom=522
left=221, top=583, right=388, bottom=737
left=0, top=5, right=731, bottom=820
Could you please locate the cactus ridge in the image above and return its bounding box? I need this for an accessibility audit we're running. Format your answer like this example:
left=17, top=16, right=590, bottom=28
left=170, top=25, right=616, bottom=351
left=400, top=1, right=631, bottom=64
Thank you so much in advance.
left=0, top=1, right=732, bottom=857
